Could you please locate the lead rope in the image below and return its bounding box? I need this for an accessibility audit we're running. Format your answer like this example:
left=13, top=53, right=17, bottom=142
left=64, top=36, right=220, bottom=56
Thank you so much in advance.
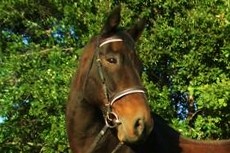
left=86, top=124, right=123, bottom=153
left=111, top=142, right=123, bottom=153
left=87, top=125, right=109, bottom=153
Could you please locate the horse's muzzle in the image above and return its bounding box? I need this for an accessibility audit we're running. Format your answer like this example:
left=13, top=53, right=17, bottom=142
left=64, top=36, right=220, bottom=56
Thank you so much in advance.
left=112, top=93, right=153, bottom=144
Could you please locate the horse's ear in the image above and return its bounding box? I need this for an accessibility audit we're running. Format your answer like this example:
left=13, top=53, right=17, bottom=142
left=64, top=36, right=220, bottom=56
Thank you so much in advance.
left=101, top=5, right=121, bottom=35
left=127, top=19, right=145, bottom=41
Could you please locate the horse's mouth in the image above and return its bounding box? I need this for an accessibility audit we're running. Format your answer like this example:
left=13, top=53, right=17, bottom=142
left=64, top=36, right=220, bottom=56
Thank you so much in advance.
left=116, top=117, right=153, bottom=144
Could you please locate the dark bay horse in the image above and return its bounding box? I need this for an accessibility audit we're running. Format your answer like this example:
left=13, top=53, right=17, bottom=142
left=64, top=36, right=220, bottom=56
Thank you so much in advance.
left=66, top=6, right=230, bottom=153
left=66, top=6, right=153, bottom=153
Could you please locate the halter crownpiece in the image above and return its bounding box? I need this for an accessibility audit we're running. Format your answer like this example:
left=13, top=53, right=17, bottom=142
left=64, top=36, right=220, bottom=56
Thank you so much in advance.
left=99, top=38, right=123, bottom=47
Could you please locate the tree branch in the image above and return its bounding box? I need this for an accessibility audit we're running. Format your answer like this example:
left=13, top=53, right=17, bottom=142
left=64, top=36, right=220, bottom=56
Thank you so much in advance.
left=20, top=47, right=74, bottom=57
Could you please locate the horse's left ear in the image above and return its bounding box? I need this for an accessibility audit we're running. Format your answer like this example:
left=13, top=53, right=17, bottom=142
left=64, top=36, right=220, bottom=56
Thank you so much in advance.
left=127, top=19, right=145, bottom=41
left=101, top=5, right=121, bottom=35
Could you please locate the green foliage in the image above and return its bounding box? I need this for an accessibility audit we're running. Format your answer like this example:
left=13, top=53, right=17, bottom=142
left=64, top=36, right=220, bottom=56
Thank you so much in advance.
left=0, top=46, right=79, bottom=152
left=0, top=0, right=230, bottom=152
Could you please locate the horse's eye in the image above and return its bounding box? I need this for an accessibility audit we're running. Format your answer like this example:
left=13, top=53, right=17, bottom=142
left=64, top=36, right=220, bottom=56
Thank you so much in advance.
left=107, top=58, right=117, bottom=64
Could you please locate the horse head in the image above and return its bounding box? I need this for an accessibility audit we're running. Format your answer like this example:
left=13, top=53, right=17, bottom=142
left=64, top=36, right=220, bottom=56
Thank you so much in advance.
left=83, top=6, right=153, bottom=144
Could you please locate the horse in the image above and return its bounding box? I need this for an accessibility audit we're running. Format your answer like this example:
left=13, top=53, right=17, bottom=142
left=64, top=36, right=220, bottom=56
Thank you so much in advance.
left=66, top=5, right=153, bottom=153
left=66, top=6, right=230, bottom=153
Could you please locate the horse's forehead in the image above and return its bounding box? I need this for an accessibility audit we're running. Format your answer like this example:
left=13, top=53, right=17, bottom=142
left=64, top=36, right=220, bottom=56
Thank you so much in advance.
left=99, top=32, right=135, bottom=52
left=111, top=41, right=124, bottom=52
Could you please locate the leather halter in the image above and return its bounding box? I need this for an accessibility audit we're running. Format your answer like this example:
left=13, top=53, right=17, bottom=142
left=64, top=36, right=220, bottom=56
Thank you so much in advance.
left=86, top=36, right=146, bottom=153
left=95, top=36, right=146, bottom=128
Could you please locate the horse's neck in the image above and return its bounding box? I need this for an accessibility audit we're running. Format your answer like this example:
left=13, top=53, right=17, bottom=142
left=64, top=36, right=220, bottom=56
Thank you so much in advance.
left=67, top=95, right=128, bottom=153
left=151, top=114, right=230, bottom=153
left=74, top=99, right=103, bottom=136
left=66, top=92, right=104, bottom=152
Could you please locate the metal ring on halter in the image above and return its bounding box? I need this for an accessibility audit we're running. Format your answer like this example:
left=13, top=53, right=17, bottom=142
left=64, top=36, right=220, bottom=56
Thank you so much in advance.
left=105, top=112, right=121, bottom=128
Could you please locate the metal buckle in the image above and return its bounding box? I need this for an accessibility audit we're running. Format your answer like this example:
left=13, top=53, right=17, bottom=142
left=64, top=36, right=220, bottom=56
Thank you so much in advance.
left=105, top=112, right=121, bottom=128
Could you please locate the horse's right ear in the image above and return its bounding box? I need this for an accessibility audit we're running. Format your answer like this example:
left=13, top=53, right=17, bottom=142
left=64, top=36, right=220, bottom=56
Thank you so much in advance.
left=101, top=5, right=121, bottom=35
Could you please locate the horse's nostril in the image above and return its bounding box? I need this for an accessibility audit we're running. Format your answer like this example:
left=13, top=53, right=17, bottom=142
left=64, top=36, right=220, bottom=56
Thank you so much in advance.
left=134, top=118, right=145, bottom=136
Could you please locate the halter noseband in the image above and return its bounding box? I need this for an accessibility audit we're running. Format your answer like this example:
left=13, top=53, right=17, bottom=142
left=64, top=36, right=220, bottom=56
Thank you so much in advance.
left=96, top=36, right=146, bottom=128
